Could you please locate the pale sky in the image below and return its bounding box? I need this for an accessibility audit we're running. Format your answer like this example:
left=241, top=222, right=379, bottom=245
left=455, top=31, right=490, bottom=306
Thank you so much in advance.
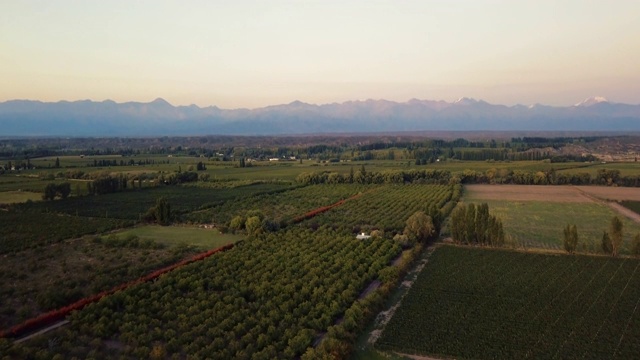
left=1, top=0, right=639, bottom=108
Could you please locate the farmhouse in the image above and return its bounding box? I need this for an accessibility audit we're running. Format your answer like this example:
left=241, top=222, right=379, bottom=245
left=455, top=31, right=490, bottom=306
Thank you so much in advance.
left=356, top=232, right=371, bottom=240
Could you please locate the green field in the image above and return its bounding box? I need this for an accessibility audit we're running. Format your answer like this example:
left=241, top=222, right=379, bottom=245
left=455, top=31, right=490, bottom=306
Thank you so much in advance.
left=376, top=245, right=640, bottom=359
left=465, top=200, right=640, bottom=252
left=0, top=190, right=42, bottom=204
left=113, top=225, right=244, bottom=249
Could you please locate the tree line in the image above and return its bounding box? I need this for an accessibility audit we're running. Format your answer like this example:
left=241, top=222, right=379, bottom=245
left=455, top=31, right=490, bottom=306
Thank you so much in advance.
left=449, top=203, right=505, bottom=246
left=564, top=216, right=640, bottom=257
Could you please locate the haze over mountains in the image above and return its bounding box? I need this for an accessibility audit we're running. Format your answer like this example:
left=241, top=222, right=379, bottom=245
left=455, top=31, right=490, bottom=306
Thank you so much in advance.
left=1, top=97, right=639, bottom=137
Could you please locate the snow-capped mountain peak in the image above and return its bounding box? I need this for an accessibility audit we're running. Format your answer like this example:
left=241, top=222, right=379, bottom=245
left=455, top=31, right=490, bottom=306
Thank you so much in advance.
left=454, top=97, right=478, bottom=105
left=574, top=96, right=608, bottom=107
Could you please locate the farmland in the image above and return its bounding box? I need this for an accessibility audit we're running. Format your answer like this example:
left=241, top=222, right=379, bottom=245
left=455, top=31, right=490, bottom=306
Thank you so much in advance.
left=464, top=185, right=640, bottom=251
left=3, top=134, right=640, bottom=359
left=5, top=227, right=403, bottom=359
left=376, top=245, right=640, bottom=359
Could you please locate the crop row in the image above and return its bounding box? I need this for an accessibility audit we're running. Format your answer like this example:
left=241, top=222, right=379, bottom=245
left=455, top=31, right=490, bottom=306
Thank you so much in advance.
left=9, top=227, right=401, bottom=359
left=376, top=246, right=640, bottom=359
left=303, top=184, right=456, bottom=233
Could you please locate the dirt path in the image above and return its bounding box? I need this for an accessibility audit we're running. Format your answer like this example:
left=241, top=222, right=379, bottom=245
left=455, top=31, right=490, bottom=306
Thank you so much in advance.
left=609, top=202, right=640, bottom=223
left=572, top=186, right=640, bottom=223
left=367, top=245, right=438, bottom=346
left=14, top=320, right=69, bottom=344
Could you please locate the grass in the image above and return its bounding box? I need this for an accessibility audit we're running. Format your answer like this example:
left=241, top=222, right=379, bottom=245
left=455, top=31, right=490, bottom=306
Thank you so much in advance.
left=112, top=225, right=244, bottom=249
left=0, top=191, right=42, bottom=204
left=465, top=199, right=640, bottom=252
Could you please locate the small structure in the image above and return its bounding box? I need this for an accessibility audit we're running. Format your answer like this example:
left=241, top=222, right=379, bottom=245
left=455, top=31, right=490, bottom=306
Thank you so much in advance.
left=356, top=232, right=371, bottom=240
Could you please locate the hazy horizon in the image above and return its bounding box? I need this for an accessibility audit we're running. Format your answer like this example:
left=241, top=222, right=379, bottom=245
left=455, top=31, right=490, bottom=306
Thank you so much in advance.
left=2, top=1, right=639, bottom=108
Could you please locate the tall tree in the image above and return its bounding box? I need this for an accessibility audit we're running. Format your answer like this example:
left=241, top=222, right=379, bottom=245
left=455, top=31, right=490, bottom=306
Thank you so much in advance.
left=465, top=203, right=477, bottom=244
left=563, top=224, right=579, bottom=253
left=601, top=231, right=613, bottom=255
left=56, top=182, right=71, bottom=199
left=43, top=183, right=58, bottom=200
left=475, top=203, right=490, bottom=244
left=403, top=211, right=435, bottom=244
left=609, top=216, right=623, bottom=256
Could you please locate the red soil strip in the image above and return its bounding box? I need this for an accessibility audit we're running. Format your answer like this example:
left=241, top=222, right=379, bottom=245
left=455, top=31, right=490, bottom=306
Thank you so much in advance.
left=291, top=193, right=363, bottom=223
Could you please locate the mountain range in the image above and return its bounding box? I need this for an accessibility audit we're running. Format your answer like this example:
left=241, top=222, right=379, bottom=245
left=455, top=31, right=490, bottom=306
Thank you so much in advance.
left=1, top=96, right=639, bottom=136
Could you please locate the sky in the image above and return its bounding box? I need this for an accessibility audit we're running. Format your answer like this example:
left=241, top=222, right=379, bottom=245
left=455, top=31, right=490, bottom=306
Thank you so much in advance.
left=1, top=0, right=639, bottom=108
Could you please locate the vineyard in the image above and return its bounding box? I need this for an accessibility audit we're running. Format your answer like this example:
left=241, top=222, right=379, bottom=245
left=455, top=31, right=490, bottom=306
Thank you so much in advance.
left=301, top=184, right=460, bottom=233
left=376, top=245, right=640, bottom=359
left=6, top=227, right=402, bottom=359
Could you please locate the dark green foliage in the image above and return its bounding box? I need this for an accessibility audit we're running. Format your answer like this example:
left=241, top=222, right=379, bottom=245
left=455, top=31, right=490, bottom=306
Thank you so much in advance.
left=19, top=182, right=293, bottom=220
left=11, top=228, right=401, bottom=359
left=376, top=246, right=640, bottom=359
left=42, top=182, right=71, bottom=200
left=563, top=224, right=579, bottom=253
left=43, top=183, right=57, bottom=201
left=0, top=212, right=128, bottom=254
left=144, top=197, right=171, bottom=225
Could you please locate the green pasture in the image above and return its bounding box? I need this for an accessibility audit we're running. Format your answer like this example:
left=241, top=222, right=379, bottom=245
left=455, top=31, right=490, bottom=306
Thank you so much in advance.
left=0, top=190, right=42, bottom=204
left=466, top=199, right=640, bottom=252
left=113, top=225, right=243, bottom=250
left=0, top=176, right=88, bottom=194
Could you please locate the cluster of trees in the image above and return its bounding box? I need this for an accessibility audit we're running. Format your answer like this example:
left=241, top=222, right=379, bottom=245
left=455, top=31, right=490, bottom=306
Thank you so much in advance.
left=392, top=206, right=444, bottom=247
left=42, top=182, right=71, bottom=200
left=457, top=168, right=640, bottom=187
left=296, top=168, right=453, bottom=185
left=227, top=210, right=281, bottom=235
left=449, top=203, right=505, bottom=246
left=564, top=216, right=640, bottom=256
left=143, top=197, right=172, bottom=225
left=87, top=174, right=129, bottom=195
left=158, top=171, right=199, bottom=185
